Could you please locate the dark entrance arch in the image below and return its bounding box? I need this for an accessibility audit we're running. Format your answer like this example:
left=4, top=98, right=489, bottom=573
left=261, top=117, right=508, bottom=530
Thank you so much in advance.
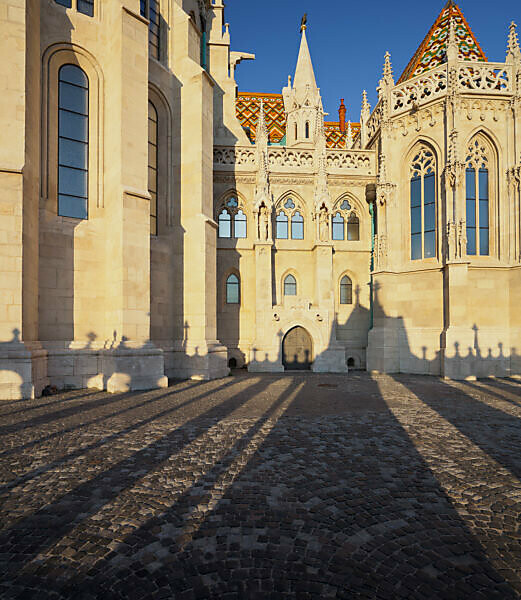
left=282, top=326, right=313, bottom=371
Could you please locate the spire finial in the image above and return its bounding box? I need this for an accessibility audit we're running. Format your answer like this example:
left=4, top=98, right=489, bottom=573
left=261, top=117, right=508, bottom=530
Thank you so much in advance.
left=361, top=90, right=371, bottom=122
left=256, top=99, right=268, bottom=145
left=300, top=13, right=307, bottom=33
left=447, top=16, right=459, bottom=62
left=381, top=51, right=394, bottom=86
left=383, top=51, right=393, bottom=79
left=508, top=21, right=520, bottom=55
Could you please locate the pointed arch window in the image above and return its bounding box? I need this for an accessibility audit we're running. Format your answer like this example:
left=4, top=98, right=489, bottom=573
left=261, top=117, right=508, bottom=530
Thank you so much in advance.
left=234, top=210, right=247, bottom=239
left=276, top=211, right=289, bottom=239
left=340, top=276, right=353, bottom=305
left=148, top=101, right=158, bottom=235
left=284, top=274, right=297, bottom=296
left=347, top=214, right=360, bottom=241
left=410, top=145, right=437, bottom=260
left=291, top=211, right=304, bottom=240
left=218, top=209, right=232, bottom=238
left=332, top=212, right=344, bottom=240
left=466, top=137, right=490, bottom=256
left=58, top=64, right=89, bottom=219
left=226, top=274, right=240, bottom=304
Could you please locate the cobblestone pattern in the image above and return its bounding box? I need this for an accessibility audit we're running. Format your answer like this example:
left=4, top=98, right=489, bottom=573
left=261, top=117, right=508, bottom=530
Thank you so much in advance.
left=0, top=373, right=520, bottom=599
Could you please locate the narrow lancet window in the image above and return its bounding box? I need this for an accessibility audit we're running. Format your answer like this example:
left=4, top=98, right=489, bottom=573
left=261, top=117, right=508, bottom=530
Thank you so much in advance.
left=276, top=211, right=289, bottom=239
left=234, top=210, right=247, bottom=239
left=466, top=137, right=490, bottom=256
left=291, top=211, right=304, bottom=240
left=148, top=102, right=158, bottom=235
left=347, top=214, right=360, bottom=241
left=218, top=210, right=232, bottom=238
left=58, top=64, right=89, bottom=219
left=410, top=145, right=437, bottom=260
left=340, top=276, right=353, bottom=305
left=332, top=212, right=344, bottom=241
left=226, top=274, right=240, bottom=304
left=284, top=274, right=297, bottom=296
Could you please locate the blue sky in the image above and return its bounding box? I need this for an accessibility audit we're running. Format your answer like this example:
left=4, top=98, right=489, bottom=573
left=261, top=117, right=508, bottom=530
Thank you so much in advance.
left=224, top=0, right=519, bottom=121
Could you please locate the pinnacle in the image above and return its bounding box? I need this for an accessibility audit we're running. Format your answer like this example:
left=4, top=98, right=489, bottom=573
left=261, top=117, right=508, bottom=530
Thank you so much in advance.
left=293, top=28, right=318, bottom=93
left=383, top=52, right=393, bottom=79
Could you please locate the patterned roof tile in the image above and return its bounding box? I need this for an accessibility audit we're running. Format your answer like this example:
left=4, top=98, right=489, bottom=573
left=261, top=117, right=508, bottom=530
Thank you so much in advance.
left=398, top=1, right=487, bottom=83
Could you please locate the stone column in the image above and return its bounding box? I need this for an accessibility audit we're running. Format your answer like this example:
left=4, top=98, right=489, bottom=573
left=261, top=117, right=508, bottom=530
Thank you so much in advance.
left=99, top=4, right=167, bottom=392
left=249, top=242, right=282, bottom=371
left=0, top=0, right=47, bottom=400
left=441, top=260, right=475, bottom=380
left=312, top=242, right=348, bottom=373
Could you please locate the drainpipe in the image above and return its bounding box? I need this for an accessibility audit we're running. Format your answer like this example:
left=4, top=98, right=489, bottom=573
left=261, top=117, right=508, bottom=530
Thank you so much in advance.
left=366, top=184, right=377, bottom=330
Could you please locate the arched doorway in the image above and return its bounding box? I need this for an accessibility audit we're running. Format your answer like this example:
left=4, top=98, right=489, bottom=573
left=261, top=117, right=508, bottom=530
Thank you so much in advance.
left=282, top=326, right=313, bottom=371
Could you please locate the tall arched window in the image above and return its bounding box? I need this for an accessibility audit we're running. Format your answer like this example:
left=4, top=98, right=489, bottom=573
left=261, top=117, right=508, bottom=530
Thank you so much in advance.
left=58, top=64, right=89, bottom=219
left=148, top=101, right=158, bottom=235
left=234, top=210, right=247, bottom=238
left=466, top=136, right=490, bottom=256
left=347, top=214, right=360, bottom=241
left=410, top=145, right=437, bottom=260
left=218, top=209, right=232, bottom=238
left=291, top=211, right=304, bottom=240
left=276, top=211, right=289, bottom=239
left=284, top=274, right=297, bottom=296
left=305, top=121, right=310, bottom=139
left=332, top=212, right=345, bottom=240
left=226, top=274, right=240, bottom=304
left=340, top=275, right=353, bottom=305
left=294, top=123, right=298, bottom=140
left=141, top=0, right=160, bottom=59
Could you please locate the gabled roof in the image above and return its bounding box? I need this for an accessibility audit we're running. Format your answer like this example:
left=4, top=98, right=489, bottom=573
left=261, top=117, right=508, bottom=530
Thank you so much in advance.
left=235, top=93, right=359, bottom=149
left=398, top=0, right=487, bottom=84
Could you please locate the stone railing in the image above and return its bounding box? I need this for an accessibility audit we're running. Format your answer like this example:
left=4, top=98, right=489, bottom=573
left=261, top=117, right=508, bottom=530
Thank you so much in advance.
left=392, top=63, right=448, bottom=115
left=214, top=146, right=376, bottom=176
left=458, top=61, right=512, bottom=94
left=366, top=99, right=382, bottom=142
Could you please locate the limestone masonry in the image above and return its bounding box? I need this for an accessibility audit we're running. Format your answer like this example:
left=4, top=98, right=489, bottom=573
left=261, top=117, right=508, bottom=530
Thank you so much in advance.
left=0, top=0, right=520, bottom=399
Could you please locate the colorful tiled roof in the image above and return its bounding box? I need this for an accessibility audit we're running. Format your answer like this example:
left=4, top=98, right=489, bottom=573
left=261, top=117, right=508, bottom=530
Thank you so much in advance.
left=235, top=93, right=358, bottom=149
left=324, top=121, right=361, bottom=149
left=236, top=93, right=286, bottom=144
left=398, top=0, right=487, bottom=84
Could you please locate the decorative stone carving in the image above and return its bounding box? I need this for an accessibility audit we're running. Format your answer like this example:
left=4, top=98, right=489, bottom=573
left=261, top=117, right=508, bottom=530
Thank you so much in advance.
left=392, top=65, right=447, bottom=114
left=318, top=205, right=329, bottom=242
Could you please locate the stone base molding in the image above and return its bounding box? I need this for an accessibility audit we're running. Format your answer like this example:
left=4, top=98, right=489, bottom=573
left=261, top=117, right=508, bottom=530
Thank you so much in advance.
left=167, top=340, right=229, bottom=381
left=0, top=342, right=48, bottom=400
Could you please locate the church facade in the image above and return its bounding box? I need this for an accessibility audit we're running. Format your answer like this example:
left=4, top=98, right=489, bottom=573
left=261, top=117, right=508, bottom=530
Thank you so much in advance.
left=0, top=0, right=520, bottom=399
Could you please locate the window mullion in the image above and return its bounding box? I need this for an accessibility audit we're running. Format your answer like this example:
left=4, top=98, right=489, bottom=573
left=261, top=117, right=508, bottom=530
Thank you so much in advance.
left=475, top=169, right=480, bottom=255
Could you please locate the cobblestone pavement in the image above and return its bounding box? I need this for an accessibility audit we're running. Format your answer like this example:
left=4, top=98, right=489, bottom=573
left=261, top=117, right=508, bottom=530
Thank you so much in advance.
left=1, top=373, right=521, bottom=599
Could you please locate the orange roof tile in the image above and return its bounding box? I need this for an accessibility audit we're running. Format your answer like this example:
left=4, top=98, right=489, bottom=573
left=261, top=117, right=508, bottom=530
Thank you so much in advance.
left=235, top=93, right=357, bottom=149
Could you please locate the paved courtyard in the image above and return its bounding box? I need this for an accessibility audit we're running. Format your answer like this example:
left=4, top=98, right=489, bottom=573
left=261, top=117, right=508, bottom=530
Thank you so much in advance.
left=0, top=373, right=521, bottom=599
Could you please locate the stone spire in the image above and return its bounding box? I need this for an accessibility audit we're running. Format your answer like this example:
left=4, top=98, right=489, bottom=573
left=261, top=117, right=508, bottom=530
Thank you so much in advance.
left=360, top=90, right=371, bottom=149
left=256, top=99, right=269, bottom=147
left=293, top=29, right=318, bottom=95
left=507, top=21, right=521, bottom=60
left=382, top=51, right=394, bottom=86
left=447, top=16, right=459, bottom=62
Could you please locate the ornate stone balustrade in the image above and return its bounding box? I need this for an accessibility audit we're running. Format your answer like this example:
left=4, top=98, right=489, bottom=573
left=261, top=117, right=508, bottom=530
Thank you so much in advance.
left=213, top=146, right=376, bottom=175
left=366, top=61, right=515, bottom=129
left=458, top=61, right=512, bottom=94
left=392, top=64, right=448, bottom=115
